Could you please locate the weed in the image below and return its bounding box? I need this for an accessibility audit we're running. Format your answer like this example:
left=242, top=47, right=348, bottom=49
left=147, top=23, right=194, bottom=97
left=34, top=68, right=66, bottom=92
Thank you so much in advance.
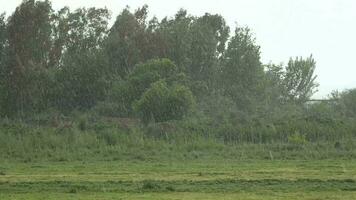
left=142, top=180, right=161, bottom=191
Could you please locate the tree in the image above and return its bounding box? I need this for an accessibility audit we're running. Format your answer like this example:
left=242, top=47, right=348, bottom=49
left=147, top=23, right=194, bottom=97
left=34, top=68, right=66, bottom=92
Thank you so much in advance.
left=0, top=13, right=6, bottom=58
left=156, top=9, right=194, bottom=71
left=0, top=1, right=111, bottom=116
left=7, top=0, right=53, bottom=67
left=133, top=80, right=195, bottom=123
left=155, top=12, right=229, bottom=88
left=48, top=7, right=110, bottom=110
left=127, top=58, right=181, bottom=101
left=0, top=13, right=6, bottom=73
left=283, top=56, right=318, bottom=103
left=0, top=13, right=7, bottom=116
left=53, top=50, right=109, bottom=110
left=334, top=89, right=356, bottom=118
left=221, top=26, right=264, bottom=111
left=105, top=6, right=149, bottom=78
left=2, top=0, right=54, bottom=116
left=189, top=13, right=229, bottom=84
left=264, top=56, right=319, bottom=105
left=50, top=7, right=110, bottom=67
left=108, top=58, right=187, bottom=114
left=264, top=63, right=285, bottom=104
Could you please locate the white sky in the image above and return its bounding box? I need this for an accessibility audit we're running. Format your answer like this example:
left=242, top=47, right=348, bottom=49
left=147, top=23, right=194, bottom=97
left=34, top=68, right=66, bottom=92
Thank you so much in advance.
left=1, top=0, right=356, bottom=98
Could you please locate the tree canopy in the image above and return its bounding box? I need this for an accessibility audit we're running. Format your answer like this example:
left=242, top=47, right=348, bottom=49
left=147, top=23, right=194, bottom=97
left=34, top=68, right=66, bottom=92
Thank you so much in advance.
left=0, top=0, right=339, bottom=128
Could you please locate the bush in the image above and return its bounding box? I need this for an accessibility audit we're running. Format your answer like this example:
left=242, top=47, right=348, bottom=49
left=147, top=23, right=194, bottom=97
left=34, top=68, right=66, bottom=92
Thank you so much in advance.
left=93, top=101, right=129, bottom=118
left=288, top=132, right=307, bottom=145
left=338, top=89, right=356, bottom=118
left=134, top=80, right=195, bottom=123
left=142, top=180, right=161, bottom=191
left=106, top=58, right=190, bottom=116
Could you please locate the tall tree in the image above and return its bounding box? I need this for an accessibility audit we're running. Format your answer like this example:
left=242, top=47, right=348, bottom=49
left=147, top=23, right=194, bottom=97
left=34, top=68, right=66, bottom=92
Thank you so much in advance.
left=7, top=0, right=53, bottom=67
left=50, top=7, right=110, bottom=67
left=189, top=13, right=229, bottom=83
left=264, top=63, right=285, bottom=106
left=156, top=9, right=194, bottom=70
left=53, top=50, right=109, bottom=110
left=108, top=58, right=185, bottom=114
left=105, top=6, right=149, bottom=78
left=283, top=56, right=318, bottom=103
left=0, top=13, right=6, bottom=58
left=221, top=27, right=264, bottom=111
left=0, top=13, right=8, bottom=116
left=50, top=7, right=110, bottom=110
left=3, top=0, right=54, bottom=116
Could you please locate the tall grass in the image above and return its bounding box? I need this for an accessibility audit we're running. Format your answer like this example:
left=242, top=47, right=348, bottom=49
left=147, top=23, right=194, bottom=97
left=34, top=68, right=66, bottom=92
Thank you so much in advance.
left=1, top=114, right=356, bottom=162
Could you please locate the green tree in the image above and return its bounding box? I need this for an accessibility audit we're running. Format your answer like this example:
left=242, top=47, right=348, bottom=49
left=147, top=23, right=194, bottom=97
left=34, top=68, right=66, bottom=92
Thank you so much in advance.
left=221, top=26, right=264, bottom=111
left=0, top=13, right=7, bottom=116
left=105, top=6, right=149, bottom=78
left=0, top=13, right=6, bottom=58
left=264, top=63, right=285, bottom=105
left=283, top=56, right=318, bottom=103
left=264, top=56, right=319, bottom=105
left=50, top=7, right=110, bottom=67
left=133, top=80, right=195, bottom=123
left=7, top=0, right=53, bottom=67
left=49, top=7, right=110, bottom=110
left=126, top=58, right=181, bottom=102
left=189, top=13, right=229, bottom=84
left=2, top=0, right=54, bottom=116
left=53, top=50, right=109, bottom=110
left=108, top=58, right=187, bottom=114
left=334, top=89, right=356, bottom=118
left=156, top=9, right=193, bottom=70
left=0, top=13, right=6, bottom=73
left=155, top=11, right=229, bottom=89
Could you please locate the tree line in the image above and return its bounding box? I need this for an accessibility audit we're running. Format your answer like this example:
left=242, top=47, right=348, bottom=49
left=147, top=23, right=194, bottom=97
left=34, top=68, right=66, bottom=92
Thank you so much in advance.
left=0, top=0, right=355, bottom=133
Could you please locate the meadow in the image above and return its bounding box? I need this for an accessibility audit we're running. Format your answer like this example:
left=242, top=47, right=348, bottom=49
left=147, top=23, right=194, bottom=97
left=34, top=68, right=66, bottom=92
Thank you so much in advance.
left=1, top=159, right=356, bottom=199
left=1, top=116, right=356, bottom=199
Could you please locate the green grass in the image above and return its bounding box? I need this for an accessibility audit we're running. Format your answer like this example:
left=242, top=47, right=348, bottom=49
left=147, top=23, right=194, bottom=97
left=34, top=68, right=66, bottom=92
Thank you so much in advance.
left=1, top=120, right=356, bottom=199
left=1, top=159, right=356, bottom=199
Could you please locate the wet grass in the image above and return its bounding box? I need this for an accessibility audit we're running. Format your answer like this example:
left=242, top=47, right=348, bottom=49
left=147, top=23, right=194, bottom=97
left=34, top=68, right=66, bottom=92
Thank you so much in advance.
left=1, top=159, right=356, bottom=199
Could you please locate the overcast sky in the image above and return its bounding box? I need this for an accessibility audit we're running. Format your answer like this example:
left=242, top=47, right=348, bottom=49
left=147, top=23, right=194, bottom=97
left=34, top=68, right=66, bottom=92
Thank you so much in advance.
left=1, top=0, right=356, bottom=98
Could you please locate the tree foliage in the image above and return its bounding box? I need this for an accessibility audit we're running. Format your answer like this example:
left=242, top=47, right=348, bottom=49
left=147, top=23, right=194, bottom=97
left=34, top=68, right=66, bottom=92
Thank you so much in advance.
left=221, top=27, right=264, bottom=111
left=134, top=80, right=195, bottom=123
left=1, top=0, right=53, bottom=116
left=0, top=13, right=6, bottom=58
left=4, top=1, right=351, bottom=137
left=334, top=89, right=356, bottom=118
left=53, top=50, right=109, bottom=110
left=108, top=59, right=187, bottom=115
left=283, top=56, right=319, bottom=103
left=105, top=6, right=149, bottom=78
left=50, top=7, right=110, bottom=67
left=264, top=56, right=319, bottom=105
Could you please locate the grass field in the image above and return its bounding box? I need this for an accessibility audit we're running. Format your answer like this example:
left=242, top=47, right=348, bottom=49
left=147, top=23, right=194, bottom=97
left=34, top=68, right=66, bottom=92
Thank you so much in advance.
left=1, top=159, right=356, bottom=199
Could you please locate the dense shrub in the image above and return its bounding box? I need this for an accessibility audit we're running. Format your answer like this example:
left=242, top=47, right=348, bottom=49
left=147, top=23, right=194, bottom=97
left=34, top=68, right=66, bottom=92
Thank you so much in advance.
left=134, top=80, right=195, bottom=123
left=106, top=59, right=189, bottom=115
left=337, top=89, right=356, bottom=117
